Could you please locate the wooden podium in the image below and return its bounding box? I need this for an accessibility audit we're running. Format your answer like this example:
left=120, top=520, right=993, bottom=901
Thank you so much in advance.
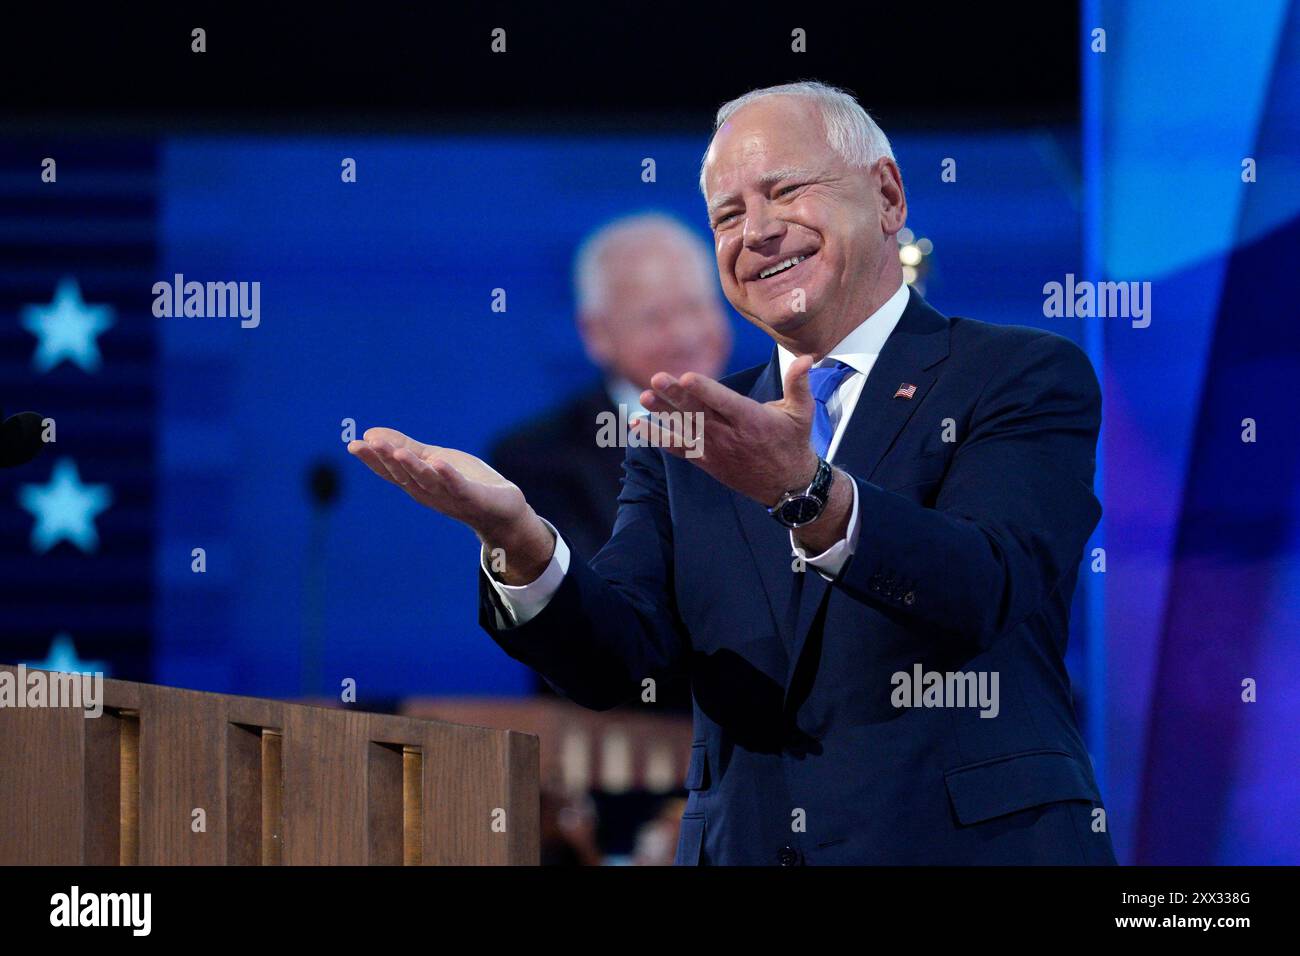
left=0, top=667, right=539, bottom=865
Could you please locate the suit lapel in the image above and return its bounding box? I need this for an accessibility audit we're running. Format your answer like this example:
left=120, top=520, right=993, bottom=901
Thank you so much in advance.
left=782, top=291, right=952, bottom=709
left=828, top=290, right=951, bottom=484
left=728, top=356, right=801, bottom=656
left=577, top=387, right=625, bottom=511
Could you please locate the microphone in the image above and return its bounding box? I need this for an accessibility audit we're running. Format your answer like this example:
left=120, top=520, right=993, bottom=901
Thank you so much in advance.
left=0, top=409, right=46, bottom=468
left=302, top=459, right=342, bottom=697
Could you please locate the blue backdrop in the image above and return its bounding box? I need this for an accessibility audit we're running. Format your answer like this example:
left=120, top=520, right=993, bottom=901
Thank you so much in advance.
left=1088, top=0, right=1300, bottom=865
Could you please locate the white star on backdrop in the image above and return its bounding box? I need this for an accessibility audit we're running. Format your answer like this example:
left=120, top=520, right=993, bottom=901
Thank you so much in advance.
left=21, top=277, right=115, bottom=373
left=18, top=457, right=113, bottom=553
left=24, top=633, right=109, bottom=675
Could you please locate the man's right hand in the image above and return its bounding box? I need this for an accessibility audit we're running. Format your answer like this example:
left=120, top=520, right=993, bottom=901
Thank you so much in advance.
left=347, top=427, right=556, bottom=585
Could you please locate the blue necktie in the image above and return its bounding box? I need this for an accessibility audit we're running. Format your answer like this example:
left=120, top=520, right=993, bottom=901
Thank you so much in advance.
left=807, top=361, right=855, bottom=459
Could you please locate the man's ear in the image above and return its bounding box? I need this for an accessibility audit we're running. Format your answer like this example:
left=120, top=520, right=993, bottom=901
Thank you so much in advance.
left=577, top=311, right=611, bottom=367
left=876, top=157, right=907, bottom=235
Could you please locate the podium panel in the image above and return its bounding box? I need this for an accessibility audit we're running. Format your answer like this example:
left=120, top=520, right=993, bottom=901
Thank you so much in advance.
left=0, top=667, right=539, bottom=865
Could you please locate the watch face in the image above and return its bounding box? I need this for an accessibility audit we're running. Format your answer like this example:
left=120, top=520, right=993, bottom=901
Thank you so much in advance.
left=779, top=495, right=823, bottom=527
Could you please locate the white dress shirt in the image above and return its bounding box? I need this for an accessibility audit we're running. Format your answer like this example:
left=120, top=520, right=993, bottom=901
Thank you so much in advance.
left=484, top=281, right=911, bottom=627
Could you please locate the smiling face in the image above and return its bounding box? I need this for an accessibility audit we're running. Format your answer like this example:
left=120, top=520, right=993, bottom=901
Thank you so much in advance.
left=702, top=96, right=906, bottom=354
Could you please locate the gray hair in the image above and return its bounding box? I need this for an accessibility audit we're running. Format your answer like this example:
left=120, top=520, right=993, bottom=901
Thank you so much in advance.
left=699, top=80, right=895, bottom=195
left=573, top=212, right=717, bottom=315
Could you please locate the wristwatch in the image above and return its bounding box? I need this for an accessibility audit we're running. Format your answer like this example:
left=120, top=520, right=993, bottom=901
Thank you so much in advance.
left=767, top=457, right=834, bottom=529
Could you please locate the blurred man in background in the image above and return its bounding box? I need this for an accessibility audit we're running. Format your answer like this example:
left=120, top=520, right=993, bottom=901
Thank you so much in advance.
left=490, top=213, right=730, bottom=713
left=489, top=213, right=731, bottom=561
left=487, top=214, right=728, bottom=837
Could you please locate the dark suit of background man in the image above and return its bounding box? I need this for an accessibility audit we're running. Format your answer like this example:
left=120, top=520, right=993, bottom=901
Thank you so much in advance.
left=351, top=80, right=1117, bottom=865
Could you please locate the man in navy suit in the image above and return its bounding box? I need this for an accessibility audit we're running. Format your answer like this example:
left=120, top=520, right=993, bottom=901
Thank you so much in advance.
left=349, top=80, right=1115, bottom=865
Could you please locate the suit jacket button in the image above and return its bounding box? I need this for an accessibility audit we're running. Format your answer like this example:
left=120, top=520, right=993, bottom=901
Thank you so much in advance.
left=903, top=591, right=915, bottom=606
left=778, top=845, right=800, bottom=866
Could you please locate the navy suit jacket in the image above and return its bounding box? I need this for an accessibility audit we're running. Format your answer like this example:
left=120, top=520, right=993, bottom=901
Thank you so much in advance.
left=481, top=290, right=1116, bottom=865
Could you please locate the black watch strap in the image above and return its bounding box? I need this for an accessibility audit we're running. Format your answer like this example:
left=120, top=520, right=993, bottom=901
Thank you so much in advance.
left=767, top=457, right=834, bottom=528
left=808, top=456, right=834, bottom=500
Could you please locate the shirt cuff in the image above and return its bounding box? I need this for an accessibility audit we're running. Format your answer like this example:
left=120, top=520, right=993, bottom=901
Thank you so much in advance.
left=790, top=476, right=861, bottom=580
left=481, top=517, right=571, bottom=628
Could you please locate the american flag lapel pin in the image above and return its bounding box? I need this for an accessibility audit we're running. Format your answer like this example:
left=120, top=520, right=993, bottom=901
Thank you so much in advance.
left=893, top=382, right=917, bottom=400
